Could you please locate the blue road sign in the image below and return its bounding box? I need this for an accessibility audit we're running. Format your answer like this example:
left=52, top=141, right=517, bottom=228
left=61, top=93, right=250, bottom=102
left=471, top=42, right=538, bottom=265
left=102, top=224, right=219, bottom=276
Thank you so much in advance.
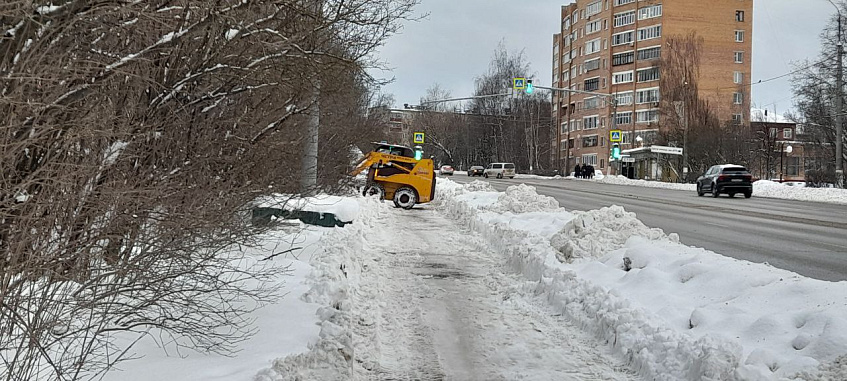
left=610, top=130, right=622, bottom=142
left=513, top=78, right=526, bottom=90
left=413, top=132, right=425, bottom=144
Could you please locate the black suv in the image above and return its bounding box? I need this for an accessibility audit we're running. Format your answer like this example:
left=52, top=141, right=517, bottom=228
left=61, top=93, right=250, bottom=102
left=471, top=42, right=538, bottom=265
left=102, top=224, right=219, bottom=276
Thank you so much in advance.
left=696, top=165, right=753, bottom=198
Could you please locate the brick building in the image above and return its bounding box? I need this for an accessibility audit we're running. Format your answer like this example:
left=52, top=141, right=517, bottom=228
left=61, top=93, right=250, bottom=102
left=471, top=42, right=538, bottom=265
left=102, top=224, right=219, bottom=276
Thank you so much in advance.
left=551, top=0, right=753, bottom=173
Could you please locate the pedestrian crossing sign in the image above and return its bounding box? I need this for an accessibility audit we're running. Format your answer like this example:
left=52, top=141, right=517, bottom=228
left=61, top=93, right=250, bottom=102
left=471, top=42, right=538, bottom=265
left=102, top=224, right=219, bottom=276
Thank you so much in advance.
left=414, top=132, right=425, bottom=144
left=610, top=130, right=622, bottom=142
left=513, top=77, right=526, bottom=90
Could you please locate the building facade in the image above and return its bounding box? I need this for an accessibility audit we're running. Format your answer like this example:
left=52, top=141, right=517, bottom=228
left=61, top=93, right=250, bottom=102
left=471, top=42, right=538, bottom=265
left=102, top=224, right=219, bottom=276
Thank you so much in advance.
left=551, top=0, right=753, bottom=174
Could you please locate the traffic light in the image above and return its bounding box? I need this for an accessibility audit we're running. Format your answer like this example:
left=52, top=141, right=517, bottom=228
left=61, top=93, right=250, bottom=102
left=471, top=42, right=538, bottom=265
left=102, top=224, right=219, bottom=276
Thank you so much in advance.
left=611, top=143, right=621, bottom=160
left=525, top=79, right=534, bottom=94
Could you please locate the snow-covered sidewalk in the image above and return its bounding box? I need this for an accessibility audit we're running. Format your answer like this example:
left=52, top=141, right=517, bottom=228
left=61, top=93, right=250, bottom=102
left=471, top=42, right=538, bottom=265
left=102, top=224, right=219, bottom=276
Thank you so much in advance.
left=349, top=207, right=637, bottom=380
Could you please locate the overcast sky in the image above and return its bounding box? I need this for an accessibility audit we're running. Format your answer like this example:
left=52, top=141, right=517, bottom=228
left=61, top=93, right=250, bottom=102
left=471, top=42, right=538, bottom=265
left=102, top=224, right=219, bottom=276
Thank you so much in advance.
left=369, top=0, right=835, bottom=117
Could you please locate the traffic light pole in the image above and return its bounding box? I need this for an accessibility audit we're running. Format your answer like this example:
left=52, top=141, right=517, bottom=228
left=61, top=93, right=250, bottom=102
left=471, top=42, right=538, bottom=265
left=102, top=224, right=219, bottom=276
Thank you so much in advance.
left=535, top=85, right=620, bottom=176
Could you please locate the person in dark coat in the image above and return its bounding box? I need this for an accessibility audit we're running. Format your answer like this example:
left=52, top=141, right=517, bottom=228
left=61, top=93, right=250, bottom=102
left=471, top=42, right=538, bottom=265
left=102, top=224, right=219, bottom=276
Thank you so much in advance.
left=580, top=163, right=587, bottom=178
left=587, top=164, right=595, bottom=179
left=574, top=164, right=581, bottom=178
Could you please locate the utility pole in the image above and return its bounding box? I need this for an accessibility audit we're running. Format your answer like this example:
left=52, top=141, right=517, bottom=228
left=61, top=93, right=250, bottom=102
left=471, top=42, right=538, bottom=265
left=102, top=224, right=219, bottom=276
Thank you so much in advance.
left=300, top=1, right=323, bottom=194
left=837, top=13, right=844, bottom=188
left=829, top=0, right=844, bottom=188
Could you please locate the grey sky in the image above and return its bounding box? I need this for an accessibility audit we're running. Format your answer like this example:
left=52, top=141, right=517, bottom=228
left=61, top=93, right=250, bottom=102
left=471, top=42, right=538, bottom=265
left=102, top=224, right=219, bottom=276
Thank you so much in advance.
left=370, top=0, right=834, bottom=117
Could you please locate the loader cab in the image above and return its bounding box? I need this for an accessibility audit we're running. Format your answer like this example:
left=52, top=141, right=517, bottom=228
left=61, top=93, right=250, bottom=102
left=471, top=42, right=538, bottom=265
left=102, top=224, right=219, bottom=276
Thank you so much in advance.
left=373, top=143, right=415, bottom=158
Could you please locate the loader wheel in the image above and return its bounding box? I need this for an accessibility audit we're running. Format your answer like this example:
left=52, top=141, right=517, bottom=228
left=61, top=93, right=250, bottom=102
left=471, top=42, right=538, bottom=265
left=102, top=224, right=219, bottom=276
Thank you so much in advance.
left=363, top=183, right=385, bottom=200
left=393, top=186, right=417, bottom=209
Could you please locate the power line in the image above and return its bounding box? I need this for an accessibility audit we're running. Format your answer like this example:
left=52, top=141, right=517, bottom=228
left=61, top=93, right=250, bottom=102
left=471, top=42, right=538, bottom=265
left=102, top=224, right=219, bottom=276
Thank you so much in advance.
left=715, top=52, right=837, bottom=91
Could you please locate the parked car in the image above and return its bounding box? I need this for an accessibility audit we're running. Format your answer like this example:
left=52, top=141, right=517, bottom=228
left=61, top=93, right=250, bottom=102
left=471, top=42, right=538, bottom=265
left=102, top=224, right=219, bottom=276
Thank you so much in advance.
left=696, top=164, right=753, bottom=198
left=439, top=165, right=454, bottom=176
left=468, top=166, right=485, bottom=177
left=484, top=163, right=515, bottom=179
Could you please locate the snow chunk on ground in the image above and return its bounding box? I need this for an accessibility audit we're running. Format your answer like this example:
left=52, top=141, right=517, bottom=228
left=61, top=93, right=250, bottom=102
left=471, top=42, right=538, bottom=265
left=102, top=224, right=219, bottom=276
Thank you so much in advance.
left=550, top=205, right=677, bottom=262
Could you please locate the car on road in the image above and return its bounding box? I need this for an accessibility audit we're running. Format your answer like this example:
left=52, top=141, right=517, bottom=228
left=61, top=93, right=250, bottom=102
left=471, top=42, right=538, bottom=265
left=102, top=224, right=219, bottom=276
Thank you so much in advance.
left=439, top=165, right=454, bottom=176
left=696, top=164, right=753, bottom=198
left=484, top=163, right=515, bottom=179
left=468, top=166, right=485, bottom=177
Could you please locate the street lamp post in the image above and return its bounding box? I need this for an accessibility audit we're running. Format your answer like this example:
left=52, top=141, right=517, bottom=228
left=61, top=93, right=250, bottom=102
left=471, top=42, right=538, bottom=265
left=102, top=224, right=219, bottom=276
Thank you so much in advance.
left=780, top=142, right=793, bottom=183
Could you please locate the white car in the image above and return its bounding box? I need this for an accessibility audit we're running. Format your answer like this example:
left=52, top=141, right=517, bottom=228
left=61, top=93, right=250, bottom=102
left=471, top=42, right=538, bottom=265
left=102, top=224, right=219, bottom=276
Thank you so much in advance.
left=483, top=163, right=515, bottom=179
left=439, top=165, right=454, bottom=175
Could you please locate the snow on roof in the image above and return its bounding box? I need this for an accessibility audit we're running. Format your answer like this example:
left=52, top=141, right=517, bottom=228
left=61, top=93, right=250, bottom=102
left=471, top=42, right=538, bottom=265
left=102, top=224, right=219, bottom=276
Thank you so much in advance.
left=751, top=108, right=793, bottom=124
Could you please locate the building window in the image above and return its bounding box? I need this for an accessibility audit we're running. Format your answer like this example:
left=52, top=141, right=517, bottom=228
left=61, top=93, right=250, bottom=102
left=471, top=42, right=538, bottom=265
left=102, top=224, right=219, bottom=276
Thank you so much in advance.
left=735, top=30, right=744, bottom=42
left=584, top=77, right=600, bottom=91
left=612, top=30, right=635, bottom=46
left=786, top=157, right=801, bottom=176
left=614, top=0, right=635, bottom=6
left=584, top=97, right=600, bottom=109
left=783, top=128, right=793, bottom=139
left=638, top=4, right=662, bottom=20
left=770, top=127, right=778, bottom=138
left=615, top=111, right=633, bottom=125
left=736, top=10, right=745, bottom=22
left=614, top=91, right=633, bottom=106
left=732, top=114, right=743, bottom=124
left=637, top=67, right=660, bottom=82
left=582, top=135, right=599, bottom=147
left=733, top=92, right=743, bottom=104
left=585, top=58, right=600, bottom=71
left=582, top=154, right=598, bottom=166
left=638, top=46, right=661, bottom=61
left=586, top=1, right=602, bottom=17
left=600, top=158, right=605, bottom=168
left=636, top=109, right=659, bottom=123
left=734, top=51, right=743, bottom=63
left=612, top=51, right=634, bottom=66
left=585, top=38, right=601, bottom=55
left=586, top=20, right=602, bottom=34
left=734, top=71, right=743, bottom=84
left=614, top=11, right=636, bottom=27
left=638, top=25, right=662, bottom=41
left=561, top=122, right=568, bottom=134
left=584, top=116, right=599, bottom=130
left=636, top=88, right=660, bottom=104
left=612, top=70, right=634, bottom=84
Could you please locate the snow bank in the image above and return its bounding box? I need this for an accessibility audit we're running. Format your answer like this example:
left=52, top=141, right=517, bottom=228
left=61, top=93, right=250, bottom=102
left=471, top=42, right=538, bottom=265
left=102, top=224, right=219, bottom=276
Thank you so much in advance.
left=435, top=178, right=847, bottom=381
left=256, top=197, right=387, bottom=380
left=550, top=205, right=678, bottom=262
left=752, top=180, right=847, bottom=205
left=256, top=194, right=361, bottom=222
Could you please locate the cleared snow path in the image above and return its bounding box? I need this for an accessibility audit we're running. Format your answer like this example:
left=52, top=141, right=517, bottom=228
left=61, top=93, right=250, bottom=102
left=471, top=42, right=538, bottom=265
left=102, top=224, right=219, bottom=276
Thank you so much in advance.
left=353, top=207, right=638, bottom=380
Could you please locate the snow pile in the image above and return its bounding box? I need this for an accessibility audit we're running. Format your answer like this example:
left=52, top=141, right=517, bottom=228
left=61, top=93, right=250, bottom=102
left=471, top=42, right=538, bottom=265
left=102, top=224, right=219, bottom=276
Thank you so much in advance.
left=256, top=194, right=361, bottom=222
left=753, top=180, right=847, bottom=205
left=434, top=178, right=847, bottom=380
left=489, top=183, right=560, bottom=214
left=550, top=205, right=678, bottom=262
left=256, top=197, right=388, bottom=381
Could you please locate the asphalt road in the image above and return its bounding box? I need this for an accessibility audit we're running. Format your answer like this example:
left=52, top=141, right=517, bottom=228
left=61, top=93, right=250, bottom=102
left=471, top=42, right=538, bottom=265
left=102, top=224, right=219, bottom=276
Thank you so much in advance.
left=449, top=175, right=847, bottom=282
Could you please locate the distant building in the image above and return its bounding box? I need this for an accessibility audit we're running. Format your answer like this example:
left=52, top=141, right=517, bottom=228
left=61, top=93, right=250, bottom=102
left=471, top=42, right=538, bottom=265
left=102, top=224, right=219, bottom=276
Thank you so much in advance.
left=551, top=0, right=753, bottom=173
left=370, top=107, right=416, bottom=145
left=750, top=110, right=829, bottom=183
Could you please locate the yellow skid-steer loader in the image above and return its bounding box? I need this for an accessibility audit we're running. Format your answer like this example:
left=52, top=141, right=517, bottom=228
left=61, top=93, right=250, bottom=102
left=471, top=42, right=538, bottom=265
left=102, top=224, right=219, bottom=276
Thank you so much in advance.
left=350, top=143, right=435, bottom=209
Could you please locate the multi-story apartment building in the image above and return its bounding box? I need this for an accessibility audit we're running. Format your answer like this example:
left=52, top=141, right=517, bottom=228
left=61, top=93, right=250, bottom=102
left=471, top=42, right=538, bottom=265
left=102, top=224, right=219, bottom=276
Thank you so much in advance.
left=551, top=0, right=753, bottom=174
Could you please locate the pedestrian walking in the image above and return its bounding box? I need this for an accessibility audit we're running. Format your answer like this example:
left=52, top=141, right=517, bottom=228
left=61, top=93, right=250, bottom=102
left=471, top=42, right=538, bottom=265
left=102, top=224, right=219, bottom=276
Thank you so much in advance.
left=580, top=163, right=587, bottom=179
left=587, top=164, right=595, bottom=179
left=574, top=164, right=581, bottom=178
